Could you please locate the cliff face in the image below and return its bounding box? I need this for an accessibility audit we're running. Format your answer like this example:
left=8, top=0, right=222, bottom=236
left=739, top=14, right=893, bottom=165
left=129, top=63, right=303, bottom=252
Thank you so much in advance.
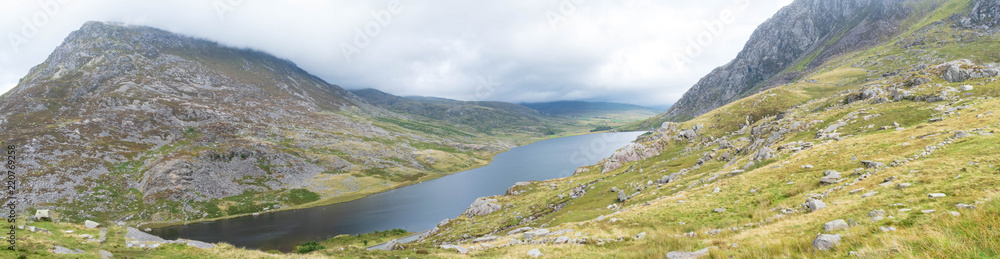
left=0, top=22, right=520, bottom=222
left=662, top=0, right=911, bottom=121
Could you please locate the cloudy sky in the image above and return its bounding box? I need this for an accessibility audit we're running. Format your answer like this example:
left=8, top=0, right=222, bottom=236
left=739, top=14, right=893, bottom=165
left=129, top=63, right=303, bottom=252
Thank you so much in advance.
left=0, top=0, right=793, bottom=107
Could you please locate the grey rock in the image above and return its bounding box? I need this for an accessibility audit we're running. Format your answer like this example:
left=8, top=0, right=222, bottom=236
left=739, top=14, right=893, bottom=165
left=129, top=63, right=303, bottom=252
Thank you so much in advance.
left=954, top=131, right=972, bottom=138
left=53, top=246, right=82, bottom=254
left=713, top=208, right=727, bottom=213
left=807, top=199, right=827, bottom=212
left=617, top=190, right=629, bottom=202
left=929, top=193, right=947, bottom=198
left=527, top=248, right=543, bottom=257
left=861, top=161, right=884, bottom=168
left=84, top=220, right=100, bottom=229
left=507, top=227, right=534, bottom=236
left=464, top=198, right=502, bottom=217
left=897, top=183, right=911, bottom=189
left=812, top=234, right=841, bottom=251
left=665, top=247, right=710, bottom=259
left=523, top=229, right=550, bottom=240
left=100, top=250, right=113, bottom=259
left=554, top=236, right=571, bottom=244
left=957, top=203, right=976, bottom=210
left=823, top=219, right=850, bottom=232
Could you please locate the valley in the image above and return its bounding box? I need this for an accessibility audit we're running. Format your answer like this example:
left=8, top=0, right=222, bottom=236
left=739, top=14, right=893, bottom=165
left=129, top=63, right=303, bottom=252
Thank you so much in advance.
left=3, top=0, right=1000, bottom=258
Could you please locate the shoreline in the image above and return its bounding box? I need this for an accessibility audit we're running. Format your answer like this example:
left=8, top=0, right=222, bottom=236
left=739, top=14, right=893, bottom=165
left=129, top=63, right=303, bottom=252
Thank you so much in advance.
left=142, top=131, right=606, bottom=230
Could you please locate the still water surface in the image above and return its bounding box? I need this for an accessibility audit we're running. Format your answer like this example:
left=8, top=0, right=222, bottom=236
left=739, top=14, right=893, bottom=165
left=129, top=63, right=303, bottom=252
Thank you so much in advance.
left=151, top=131, right=644, bottom=251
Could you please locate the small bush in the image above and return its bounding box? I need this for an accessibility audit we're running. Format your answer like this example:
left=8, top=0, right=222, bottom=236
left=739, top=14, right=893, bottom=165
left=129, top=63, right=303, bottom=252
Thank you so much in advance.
left=295, top=241, right=323, bottom=254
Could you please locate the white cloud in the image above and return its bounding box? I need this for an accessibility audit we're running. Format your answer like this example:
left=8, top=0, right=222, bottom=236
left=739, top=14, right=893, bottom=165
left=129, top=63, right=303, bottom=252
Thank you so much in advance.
left=0, top=0, right=793, bottom=106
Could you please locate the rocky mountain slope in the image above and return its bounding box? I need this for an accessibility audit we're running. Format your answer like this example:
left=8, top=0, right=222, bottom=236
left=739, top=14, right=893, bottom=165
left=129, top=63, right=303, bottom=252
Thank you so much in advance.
left=661, top=0, right=913, bottom=122
left=0, top=21, right=589, bottom=225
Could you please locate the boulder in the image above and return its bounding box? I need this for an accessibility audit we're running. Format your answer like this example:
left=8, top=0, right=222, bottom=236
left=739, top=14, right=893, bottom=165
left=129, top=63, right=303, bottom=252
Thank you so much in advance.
left=100, top=250, right=113, bottom=259
left=860, top=161, right=884, bottom=168
left=617, top=190, right=629, bottom=202
left=960, top=85, right=974, bottom=91
left=85, top=220, right=100, bottom=229
left=464, top=198, right=502, bottom=217
left=807, top=199, right=827, bottom=212
left=753, top=147, right=773, bottom=161
left=897, top=183, right=911, bottom=189
left=823, top=219, right=850, bottom=232
left=665, top=247, right=710, bottom=259
left=812, top=234, right=841, bottom=251
left=527, top=248, right=543, bottom=257
left=820, top=170, right=841, bottom=185
left=954, top=131, right=972, bottom=138
left=34, top=210, right=51, bottom=221
left=554, top=236, right=571, bottom=244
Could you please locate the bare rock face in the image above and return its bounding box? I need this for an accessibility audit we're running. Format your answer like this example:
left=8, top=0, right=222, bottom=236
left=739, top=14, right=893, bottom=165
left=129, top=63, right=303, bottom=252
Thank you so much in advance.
left=464, top=198, right=501, bottom=217
left=953, top=0, right=1000, bottom=30
left=602, top=143, right=661, bottom=173
left=661, top=0, right=911, bottom=121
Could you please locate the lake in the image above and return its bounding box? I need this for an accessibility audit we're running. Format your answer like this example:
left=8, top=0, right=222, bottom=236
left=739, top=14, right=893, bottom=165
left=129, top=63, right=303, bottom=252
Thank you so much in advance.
left=151, top=131, right=645, bottom=251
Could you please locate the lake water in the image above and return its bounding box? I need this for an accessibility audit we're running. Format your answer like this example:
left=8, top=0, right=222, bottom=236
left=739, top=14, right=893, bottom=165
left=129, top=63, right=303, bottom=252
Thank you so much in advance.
left=151, top=131, right=644, bottom=251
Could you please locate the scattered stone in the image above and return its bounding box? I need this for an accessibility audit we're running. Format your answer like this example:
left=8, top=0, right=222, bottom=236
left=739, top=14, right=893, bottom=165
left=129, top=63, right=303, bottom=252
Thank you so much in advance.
left=880, top=226, right=897, bottom=232
left=554, top=236, right=571, bottom=244
left=85, top=220, right=100, bottom=229
left=897, top=183, right=911, bottom=189
left=713, top=208, right=727, bottom=213
left=949, top=211, right=961, bottom=216
left=960, top=85, right=974, bottom=91
left=508, top=227, right=534, bottom=236
left=823, top=219, right=850, bottom=232
left=802, top=164, right=814, bottom=169
left=957, top=204, right=976, bottom=210
left=929, top=193, right=947, bottom=198
left=922, top=210, right=936, bottom=214
left=100, top=250, right=113, bottom=259
left=812, top=234, right=841, bottom=251
left=523, top=229, right=551, bottom=240
left=527, top=248, right=543, bottom=257
left=869, top=210, right=886, bottom=222
left=665, top=247, right=710, bottom=259
left=53, top=246, right=82, bottom=254
left=954, top=131, right=972, bottom=138
left=862, top=191, right=877, bottom=198
left=635, top=232, right=646, bottom=239
left=712, top=187, right=720, bottom=193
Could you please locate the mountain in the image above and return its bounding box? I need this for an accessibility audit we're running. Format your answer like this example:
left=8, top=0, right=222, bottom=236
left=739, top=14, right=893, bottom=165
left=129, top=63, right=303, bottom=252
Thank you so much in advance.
left=523, top=101, right=662, bottom=120
left=0, top=22, right=574, bottom=224
left=350, top=88, right=559, bottom=135
left=661, top=0, right=912, bottom=122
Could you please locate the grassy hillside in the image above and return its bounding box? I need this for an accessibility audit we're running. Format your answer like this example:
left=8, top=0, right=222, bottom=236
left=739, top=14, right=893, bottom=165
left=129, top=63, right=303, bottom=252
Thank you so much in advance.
left=522, top=101, right=663, bottom=127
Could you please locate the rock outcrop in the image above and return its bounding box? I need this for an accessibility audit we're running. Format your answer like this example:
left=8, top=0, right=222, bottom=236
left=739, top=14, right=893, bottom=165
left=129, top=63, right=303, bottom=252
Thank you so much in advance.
left=661, top=0, right=911, bottom=121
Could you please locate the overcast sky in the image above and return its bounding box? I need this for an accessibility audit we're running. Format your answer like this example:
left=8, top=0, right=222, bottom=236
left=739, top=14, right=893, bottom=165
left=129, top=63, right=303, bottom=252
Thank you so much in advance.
left=0, top=0, right=793, bottom=107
